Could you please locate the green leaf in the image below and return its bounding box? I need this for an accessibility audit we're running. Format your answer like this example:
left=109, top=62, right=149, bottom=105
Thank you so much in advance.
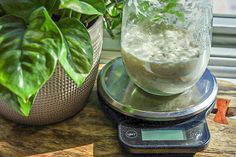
left=0, top=7, right=65, bottom=116
left=17, top=94, right=36, bottom=116
left=46, top=0, right=60, bottom=14
left=0, top=0, right=60, bottom=21
left=0, top=85, right=22, bottom=114
left=0, top=85, right=36, bottom=116
left=0, top=0, right=37, bottom=21
left=59, top=0, right=103, bottom=15
left=81, top=0, right=105, bottom=14
left=57, top=18, right=93, bottom=86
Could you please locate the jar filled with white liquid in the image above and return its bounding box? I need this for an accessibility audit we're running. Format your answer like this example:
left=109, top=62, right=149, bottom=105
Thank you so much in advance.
left=121, top=0, right=213, bottom=95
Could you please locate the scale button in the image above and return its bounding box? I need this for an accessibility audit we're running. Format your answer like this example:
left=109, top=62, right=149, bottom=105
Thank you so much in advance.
left=125, top=130, right=137, bottom=139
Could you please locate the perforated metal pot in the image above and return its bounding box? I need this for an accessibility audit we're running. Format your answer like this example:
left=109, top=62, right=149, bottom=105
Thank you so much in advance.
left=0, top=17, right=103, bottom=125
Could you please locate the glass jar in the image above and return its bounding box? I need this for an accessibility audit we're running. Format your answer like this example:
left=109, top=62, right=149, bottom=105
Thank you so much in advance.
left=121, top=0, right=213, bottom=96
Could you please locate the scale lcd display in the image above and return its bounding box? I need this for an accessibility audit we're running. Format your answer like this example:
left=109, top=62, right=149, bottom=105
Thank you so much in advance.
left=141, top=129, right=186, bottom=141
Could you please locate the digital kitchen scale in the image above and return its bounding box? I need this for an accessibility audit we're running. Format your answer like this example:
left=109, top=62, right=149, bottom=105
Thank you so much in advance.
left=97, top=57, right=218, bottom=154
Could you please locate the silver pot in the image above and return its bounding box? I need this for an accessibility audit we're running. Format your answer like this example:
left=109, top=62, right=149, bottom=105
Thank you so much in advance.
left=0, top=17, right=103, bottom=125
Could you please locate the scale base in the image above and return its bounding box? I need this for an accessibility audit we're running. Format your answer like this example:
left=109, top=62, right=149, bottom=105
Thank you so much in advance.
left=99, top=93, right=214, bottom=154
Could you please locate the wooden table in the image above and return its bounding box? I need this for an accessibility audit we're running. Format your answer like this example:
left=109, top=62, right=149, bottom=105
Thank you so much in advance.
left=0, top=79, right=235, bottom=157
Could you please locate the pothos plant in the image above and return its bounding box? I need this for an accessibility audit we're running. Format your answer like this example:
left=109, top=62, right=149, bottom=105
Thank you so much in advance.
left=104, top=0, right=123, bottom=38
left=0, top=0, right=106, bottom=116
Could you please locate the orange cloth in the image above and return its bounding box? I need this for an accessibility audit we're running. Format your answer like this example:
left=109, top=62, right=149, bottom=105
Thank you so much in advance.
left=214, top=98, right=230, bottom=124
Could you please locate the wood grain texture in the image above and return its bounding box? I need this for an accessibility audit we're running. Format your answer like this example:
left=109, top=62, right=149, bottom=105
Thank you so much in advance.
left=26, top=144, right=94, bottom=157
left=217, top=80, right=236, bottom=108
left=0, top=80, right=235, bottom=157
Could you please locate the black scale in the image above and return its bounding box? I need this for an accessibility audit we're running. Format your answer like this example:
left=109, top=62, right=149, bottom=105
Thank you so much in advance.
left=97, top=57, right=218, bottom=154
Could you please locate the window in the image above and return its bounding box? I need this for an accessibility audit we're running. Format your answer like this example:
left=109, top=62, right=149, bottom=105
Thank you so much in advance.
left=213, top=0, right=236, bottom=46
left=102, top=0, right=236, bottom=80
left=210, top=0, right=236, bottom=80
left=213, top=0, right=236, bottom=17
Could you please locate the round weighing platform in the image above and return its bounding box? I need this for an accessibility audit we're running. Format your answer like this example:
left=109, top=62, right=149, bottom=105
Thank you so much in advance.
left=98, top=57, right=218, bottom=121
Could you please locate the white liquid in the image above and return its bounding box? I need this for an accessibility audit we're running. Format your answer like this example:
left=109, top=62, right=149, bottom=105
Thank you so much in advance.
left=121, top=26, right=209, bottom=95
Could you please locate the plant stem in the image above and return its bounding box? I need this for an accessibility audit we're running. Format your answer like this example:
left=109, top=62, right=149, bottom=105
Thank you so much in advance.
left=61, top=10, right=66, bottom=18
left=84, top=15, right=98, bottom=27
left=69, top=10, right=72, bottom=18
left=77, top=14, right=81, bottom=20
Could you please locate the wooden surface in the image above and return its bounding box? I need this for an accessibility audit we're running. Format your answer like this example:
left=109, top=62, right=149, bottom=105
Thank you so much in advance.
left=0, top=79, right=235, bottom=157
